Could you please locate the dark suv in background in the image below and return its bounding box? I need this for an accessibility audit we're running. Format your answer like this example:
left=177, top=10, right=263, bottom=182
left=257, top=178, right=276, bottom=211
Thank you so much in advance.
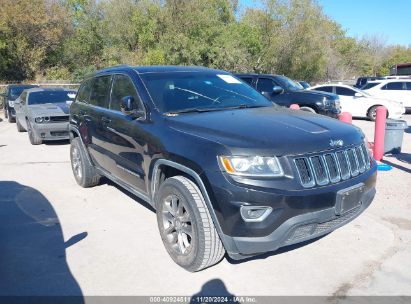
left=69, top=65, right=376, bottom=272
left=237, top=74, right=341, bottom=117
left=1, top=84, right=39, bottom=122
left=354, top=76, right=385, bottom=89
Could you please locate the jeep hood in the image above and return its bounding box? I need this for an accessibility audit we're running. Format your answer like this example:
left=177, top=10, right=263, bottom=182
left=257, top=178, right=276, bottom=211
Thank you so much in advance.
left=167, top=107, right=363, bottom=155
left=28, top=102, right=70, bottom=116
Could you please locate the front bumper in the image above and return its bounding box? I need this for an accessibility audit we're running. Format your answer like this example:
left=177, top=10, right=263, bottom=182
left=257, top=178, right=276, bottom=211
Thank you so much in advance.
left=32, top=122, right=69, bottom=140
left=318, top=107, right=340, bottom=118
left=229, top=185, right=375, bottom=258
left=203, top=163, right=377, bottom=259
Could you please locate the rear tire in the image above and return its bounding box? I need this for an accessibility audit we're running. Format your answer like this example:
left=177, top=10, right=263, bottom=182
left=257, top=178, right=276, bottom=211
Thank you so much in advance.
left=7, top=110, right=15, bottom=123
left=27, top=121, right=42, bottom=145
left=300, top=106, right=316, bottom=113
left=70, top=137, right=100, bottom=187
left=155, top=176, right=225, bottom=272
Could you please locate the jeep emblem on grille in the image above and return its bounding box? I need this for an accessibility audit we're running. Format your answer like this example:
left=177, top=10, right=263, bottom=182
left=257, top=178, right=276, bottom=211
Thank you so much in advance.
left=330, top=139, right=344, bottom=147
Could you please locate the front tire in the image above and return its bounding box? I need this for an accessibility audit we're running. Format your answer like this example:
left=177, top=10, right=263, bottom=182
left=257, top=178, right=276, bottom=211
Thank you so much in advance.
left=27, top=121, right=42, bottom=145
left=16, top=119, right=26, bottom=132
left=300, top=106, right=316, bottom=113
left=155, top=176, right=225, bottom=272
left=70, top=137, right=100, bottom=187
left=367, top=106, right=388, bottom=121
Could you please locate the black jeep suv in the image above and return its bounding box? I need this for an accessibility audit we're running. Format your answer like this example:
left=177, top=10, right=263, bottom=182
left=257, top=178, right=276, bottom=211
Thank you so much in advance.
left=236, top=74, right=341, bottom=117
left=69, top=66, right=376, bottom=272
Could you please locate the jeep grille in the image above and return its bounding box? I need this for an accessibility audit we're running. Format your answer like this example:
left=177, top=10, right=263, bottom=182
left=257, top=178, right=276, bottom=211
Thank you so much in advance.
left=294, top=144, right=371, bottom=188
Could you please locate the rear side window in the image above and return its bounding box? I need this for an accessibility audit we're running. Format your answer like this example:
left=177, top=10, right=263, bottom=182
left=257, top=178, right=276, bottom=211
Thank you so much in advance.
left=110, top=75, right=142, bottom=112
left=381, top=82, right=404, bottom=90
left=314, top=86, right=333, bottom=93
left=76, top=80, right=91, bottom=103
left=240, top=77, right=254, bottom=86
left=89, top=76, right=112, bottom=108
left=406, top=82, right=411, bottom=90
left=336, top=87, right=355, bottom=96
left=256, top=78, right=275, bottom=93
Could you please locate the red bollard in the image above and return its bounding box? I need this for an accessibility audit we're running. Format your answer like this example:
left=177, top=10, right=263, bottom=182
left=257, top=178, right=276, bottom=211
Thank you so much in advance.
left=373, top=106, right=387, bottom=161
left=338, top=112, right=352, bottom=124
left=290, top=104, right=300, bottom=109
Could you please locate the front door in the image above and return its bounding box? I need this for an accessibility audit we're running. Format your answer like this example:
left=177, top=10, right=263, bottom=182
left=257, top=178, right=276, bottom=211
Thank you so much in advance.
left=14, top=92, right=27, bottom=127
left=335, top=86, right=365, bottom=117
left=256, top=78, right=289, bottom=106
left=101, top=74, right=148, bottom=193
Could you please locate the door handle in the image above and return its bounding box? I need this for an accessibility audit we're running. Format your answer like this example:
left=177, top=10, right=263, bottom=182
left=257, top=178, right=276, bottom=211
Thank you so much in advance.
left=101, top=116, right=111, bottom=124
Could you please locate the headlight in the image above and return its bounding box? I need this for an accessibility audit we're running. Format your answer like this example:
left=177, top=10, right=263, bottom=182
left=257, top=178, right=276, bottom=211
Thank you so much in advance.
left=35, top=117, right=44, bottom=123
left=334, top=98, right=341, bottom=108
left=219, top=156, right=283, bottom=177
left=8, top=100, right=14, bottom=107
left=322, top=97, right=331, bottom=107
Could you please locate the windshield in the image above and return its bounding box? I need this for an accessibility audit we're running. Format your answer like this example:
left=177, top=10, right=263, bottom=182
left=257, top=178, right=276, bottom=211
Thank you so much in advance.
left=355, top=88, right=371, bottom=96
left=140, top=72, right=273, bottom=114
left=274, top=76, right=302, bottom=91
left=28, top=91, right=76, bottom=105
left=10, top=86, right=36, bottom=100
left=361, top=82, right=380, bottom=90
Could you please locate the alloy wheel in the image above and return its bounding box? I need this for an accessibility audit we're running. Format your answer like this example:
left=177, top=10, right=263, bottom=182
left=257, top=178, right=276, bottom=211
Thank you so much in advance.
left=71, top=146, right=83, bottom=179
left=161, top=194, right=193, bottom=255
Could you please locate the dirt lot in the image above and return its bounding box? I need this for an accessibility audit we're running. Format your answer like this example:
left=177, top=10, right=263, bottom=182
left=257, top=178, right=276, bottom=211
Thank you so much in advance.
left=0, top=112, right=410, bottom=299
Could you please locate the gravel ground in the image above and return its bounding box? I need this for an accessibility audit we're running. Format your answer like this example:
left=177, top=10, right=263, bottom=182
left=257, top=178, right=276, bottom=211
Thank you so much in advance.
left=0, top=111, right=410, bottom=299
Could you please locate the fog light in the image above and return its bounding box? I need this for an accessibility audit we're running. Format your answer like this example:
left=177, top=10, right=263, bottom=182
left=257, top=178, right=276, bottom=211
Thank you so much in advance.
left=240, top=206, right=272, bottom=222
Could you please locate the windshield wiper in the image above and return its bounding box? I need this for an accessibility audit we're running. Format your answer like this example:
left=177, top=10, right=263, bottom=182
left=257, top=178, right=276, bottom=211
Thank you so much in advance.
left=165, top=104, right=267, bottom=115
left=165, top=107, right=223, bottom=115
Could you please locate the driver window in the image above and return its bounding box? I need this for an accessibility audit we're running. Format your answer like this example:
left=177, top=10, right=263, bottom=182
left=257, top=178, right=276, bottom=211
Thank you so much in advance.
left=336, top=87, right=355, bottom=96
left=110, top=74, right=142, bottom=112
left=256, top=78, right=275, bottom=93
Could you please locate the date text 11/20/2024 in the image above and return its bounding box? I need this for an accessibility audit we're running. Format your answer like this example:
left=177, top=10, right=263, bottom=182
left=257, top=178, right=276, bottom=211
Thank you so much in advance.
left=149, top=296, right=257, bottom=303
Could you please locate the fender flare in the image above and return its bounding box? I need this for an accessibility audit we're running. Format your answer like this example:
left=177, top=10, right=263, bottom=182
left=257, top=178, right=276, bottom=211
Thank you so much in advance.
left=69, top=125, right=94, bottom=165
left=151, top=159, right=238, bottom=253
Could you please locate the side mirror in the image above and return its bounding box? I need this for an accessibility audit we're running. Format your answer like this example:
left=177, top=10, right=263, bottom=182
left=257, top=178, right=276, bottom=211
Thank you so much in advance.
left=120, top=96, right=144, bottom=119
left=354, top=92, right=363, bottom=98
left=272, top=86, right=284, bottom=95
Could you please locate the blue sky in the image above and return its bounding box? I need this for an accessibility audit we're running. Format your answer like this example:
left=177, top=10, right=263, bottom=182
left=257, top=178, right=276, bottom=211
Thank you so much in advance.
left=240, top=0, right=411, bottom=46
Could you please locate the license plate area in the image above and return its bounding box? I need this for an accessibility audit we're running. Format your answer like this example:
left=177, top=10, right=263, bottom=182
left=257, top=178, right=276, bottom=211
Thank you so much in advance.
left=336, top=183, right=365, bottom=215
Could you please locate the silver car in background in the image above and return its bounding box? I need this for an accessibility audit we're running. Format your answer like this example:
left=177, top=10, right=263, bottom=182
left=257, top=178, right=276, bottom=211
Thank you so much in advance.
left=14, top=88, right=76, bottom=145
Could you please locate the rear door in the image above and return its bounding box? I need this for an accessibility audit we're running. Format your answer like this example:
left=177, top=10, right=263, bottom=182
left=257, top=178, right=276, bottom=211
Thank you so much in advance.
left=378, top=81, right=406, bottom=104
left=101, top=74, right=148, bottom=192
left=403, top=81, right=411, bottom=109
left=84, top=75, right=115, bottom=172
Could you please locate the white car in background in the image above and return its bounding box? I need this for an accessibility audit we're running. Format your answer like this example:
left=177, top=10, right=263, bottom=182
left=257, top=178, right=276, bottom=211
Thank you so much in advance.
left=310, top=84, right=405, bottom=121
left=361, top=79, right=411, bottom=113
